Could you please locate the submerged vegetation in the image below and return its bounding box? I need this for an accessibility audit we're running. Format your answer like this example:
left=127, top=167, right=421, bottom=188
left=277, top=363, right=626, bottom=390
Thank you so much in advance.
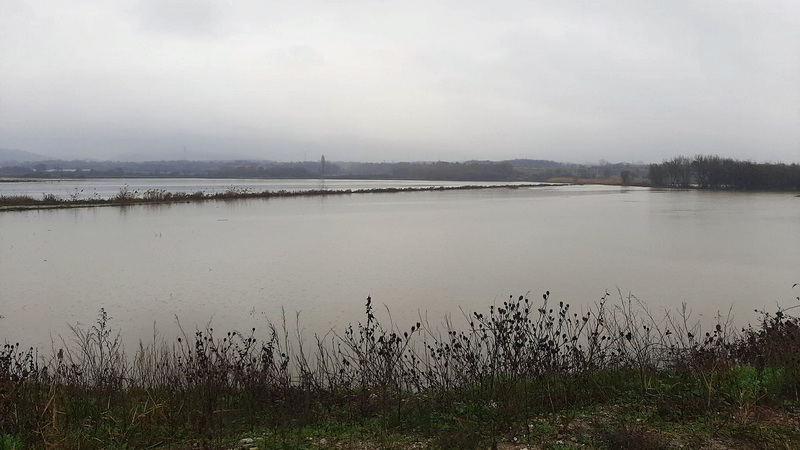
left=3, top=291, right=800, bottom=448
left=0, top=183, right=546, bottom=211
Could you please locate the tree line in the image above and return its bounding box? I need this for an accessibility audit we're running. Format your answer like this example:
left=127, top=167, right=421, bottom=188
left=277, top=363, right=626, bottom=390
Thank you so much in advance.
left=649, top=155, right=800, bottom=190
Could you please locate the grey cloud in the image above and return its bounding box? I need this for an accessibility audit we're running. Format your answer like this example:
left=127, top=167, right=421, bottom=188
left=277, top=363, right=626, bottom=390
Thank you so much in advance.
left=1, top=0, right=798, bottom=163
left=272, top=46, right=326, bottom=68
left=135, top=0, right=231, bottom=37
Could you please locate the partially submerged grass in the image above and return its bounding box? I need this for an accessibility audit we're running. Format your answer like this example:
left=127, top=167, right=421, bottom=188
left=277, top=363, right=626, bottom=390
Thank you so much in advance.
left=3, top=291, right=800, bottom=448
left=546, top=176, right=651, bottom=187
left=0, top=183, right=549, bottom=211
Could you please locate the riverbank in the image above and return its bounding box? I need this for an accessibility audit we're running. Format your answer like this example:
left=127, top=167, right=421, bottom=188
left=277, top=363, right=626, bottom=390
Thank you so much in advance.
left=0, top=183, right=552, bottom=211
left=546, top=176, right=651, bottom=187
left=3, top=292, right=800, bottom=448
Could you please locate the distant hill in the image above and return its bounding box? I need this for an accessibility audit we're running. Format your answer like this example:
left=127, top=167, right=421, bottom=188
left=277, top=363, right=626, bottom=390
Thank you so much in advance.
left=501, top=159, right=572, bottom=168
left=115, top=149, right=260, bottom=162
left=0, top=148, right=47, bottom=162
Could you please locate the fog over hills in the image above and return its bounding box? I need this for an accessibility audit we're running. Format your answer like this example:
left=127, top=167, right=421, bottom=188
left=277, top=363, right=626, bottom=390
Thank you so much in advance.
left=114, top=149, right=262, bottom=163
left=0, top=148, right=48, bottom=163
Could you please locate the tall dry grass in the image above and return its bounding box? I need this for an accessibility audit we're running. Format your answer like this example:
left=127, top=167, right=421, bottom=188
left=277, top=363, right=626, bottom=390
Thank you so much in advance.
left=2, top=290, right=799, bottom=447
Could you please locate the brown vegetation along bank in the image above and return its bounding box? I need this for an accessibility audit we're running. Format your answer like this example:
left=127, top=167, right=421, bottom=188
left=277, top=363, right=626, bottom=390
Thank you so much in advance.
left=0, top=183, right=550, bottom=211
left=546, top=176, right=652, bottom=187
left=3, top=289, right=800, bottom=448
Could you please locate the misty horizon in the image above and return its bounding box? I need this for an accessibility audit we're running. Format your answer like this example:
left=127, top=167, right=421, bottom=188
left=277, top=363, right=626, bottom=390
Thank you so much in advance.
left=3, top=145, right=800, bottom=167
left=0, top=145, right=656, bottom=165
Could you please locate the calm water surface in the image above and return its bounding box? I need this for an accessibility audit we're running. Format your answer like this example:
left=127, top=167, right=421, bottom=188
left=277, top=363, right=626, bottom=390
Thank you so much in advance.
left=1, top=184, right=798, bottom=351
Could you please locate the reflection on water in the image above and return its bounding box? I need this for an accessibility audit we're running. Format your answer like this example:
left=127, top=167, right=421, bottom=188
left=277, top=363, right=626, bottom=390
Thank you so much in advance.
left=1, top=184, right=798, bottom=352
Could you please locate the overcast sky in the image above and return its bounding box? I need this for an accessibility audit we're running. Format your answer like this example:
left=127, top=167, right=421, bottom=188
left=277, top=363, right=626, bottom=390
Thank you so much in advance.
left=1, top=0, right=798, bottom=163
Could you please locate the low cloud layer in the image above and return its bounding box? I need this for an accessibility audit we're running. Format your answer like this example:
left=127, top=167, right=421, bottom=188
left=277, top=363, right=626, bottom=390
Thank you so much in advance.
left=1, top=0, right=798, bottom=163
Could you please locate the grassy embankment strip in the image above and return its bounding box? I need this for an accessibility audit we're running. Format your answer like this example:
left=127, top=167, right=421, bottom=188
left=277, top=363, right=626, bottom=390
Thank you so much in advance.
left=0, top=184, right=550, bottom=212
left=546, top=176, right=652, bottom=187
left=3, top=291, right=800, bottom=448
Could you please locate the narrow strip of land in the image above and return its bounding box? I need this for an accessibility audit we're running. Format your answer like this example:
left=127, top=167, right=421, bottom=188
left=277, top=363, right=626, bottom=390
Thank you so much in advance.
left=0, top=183, right=554, bottom=211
